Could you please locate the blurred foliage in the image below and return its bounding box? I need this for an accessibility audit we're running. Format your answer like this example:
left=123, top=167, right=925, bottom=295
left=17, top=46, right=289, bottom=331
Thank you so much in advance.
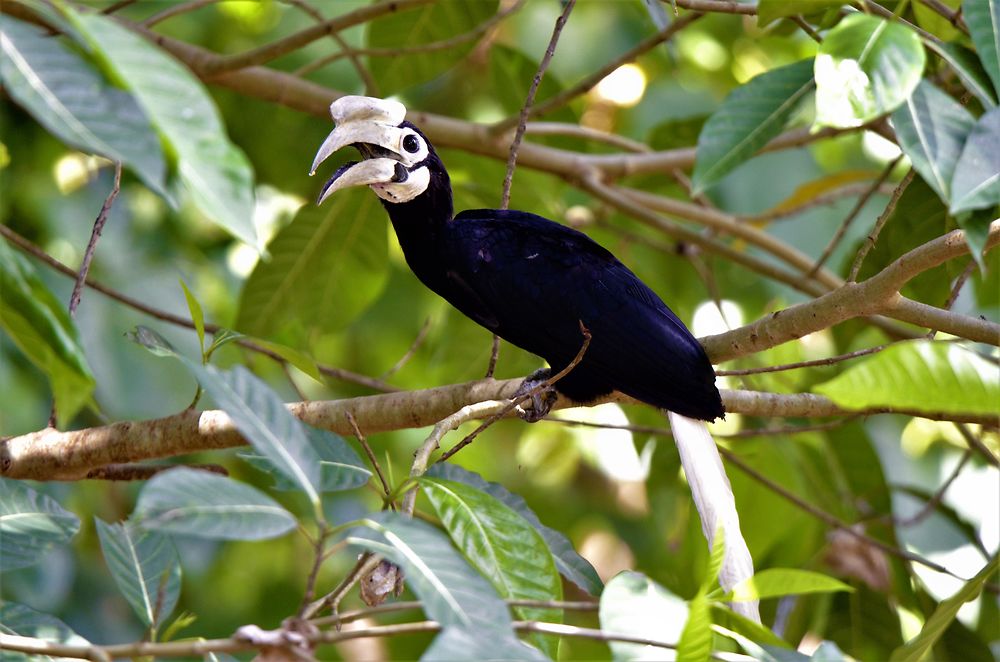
left=1, top=1, right=998, bottom=661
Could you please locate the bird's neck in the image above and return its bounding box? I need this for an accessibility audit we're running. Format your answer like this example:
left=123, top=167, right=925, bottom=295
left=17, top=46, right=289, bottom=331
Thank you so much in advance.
left=381, top=179, right=454, bottom=277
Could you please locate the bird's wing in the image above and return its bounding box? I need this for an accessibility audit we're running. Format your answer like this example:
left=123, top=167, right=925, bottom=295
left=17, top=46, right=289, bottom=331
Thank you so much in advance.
left=447, top=210, right=721, bottom=418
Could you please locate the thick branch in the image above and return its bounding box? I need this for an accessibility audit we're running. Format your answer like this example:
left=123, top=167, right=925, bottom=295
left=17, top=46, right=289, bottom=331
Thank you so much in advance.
left=4, top=380, right=995, bottom=482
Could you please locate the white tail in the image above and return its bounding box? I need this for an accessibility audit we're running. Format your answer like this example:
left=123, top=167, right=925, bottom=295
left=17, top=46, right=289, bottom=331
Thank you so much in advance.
left=667, top=411, right=760, bottom=623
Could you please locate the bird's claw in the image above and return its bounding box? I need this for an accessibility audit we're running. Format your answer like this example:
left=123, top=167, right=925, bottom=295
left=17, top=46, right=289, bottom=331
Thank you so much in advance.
left=513, top=369, right=557, bottom=423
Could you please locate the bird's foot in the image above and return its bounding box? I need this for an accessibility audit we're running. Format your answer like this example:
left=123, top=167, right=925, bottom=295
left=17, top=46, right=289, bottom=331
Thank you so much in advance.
left=512, top=368, right=557, bottom=423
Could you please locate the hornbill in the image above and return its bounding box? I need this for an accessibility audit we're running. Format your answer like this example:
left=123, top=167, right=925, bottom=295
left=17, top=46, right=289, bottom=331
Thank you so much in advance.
left=311, top=96, right=759, bottom=621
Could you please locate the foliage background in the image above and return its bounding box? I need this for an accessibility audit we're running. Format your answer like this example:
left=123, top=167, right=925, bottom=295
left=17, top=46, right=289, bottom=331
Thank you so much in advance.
left=1, top=0, right=997, bottom=660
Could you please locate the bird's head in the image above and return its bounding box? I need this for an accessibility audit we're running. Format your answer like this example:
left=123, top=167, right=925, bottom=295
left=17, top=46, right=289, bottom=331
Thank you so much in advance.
left=310, top=96, right=445, bottom=207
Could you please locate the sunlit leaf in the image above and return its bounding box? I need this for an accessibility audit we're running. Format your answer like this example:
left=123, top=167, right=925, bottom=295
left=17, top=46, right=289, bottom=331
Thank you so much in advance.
left=889, top=556, right=999, bottom=662
left=420, top=476, right=562, bottom=657
left=235, top=189, right=388, bottom=348
left=692, top=58, right=815, bottom=193
left=815, top=14, right=925, bottom=128
left=813, top=341, right=999, bottom=416
left=0, top=602, right=89, bottom=658
left=95, top=519, right=181, bottom=628
left=963, top=0, right=1000, bottom=97
left=600, top=571, right=689, bottom=660
left=185, top=364, right=322, bottom=507
left=949, top=107, right=1000, bottom=214
left=757, top=0, right=844, bottom=28
left=426, top=463, right=603, bottom=595
left=0, top=479, right=80, bottom=572
left=0, top=15, right=167, bottom=197
left=134, top=467, right=297, bottom=540
left=179, top=279, right=205, bottom=356
left=0, top=239, right=94, bottom=427
left=347, top=512, right=544, bottom=660
left=62, top=7, right=258, bottom=248
left=241, top=424, right=371, bottom=493
left=892, top=80, right=975, bottom=201
left=724, top=569, right=853, bottom=602
left=367, top=0, right=498, bottom=95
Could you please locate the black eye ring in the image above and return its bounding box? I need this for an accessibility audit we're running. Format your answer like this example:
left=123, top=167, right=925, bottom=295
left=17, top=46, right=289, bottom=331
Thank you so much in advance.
left=402, top=134, right=420, bottom=153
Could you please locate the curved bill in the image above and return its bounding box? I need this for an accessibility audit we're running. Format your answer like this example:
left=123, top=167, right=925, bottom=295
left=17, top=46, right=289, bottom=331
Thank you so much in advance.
left=317, top=157, right=401, bottom=204
left=310, top=121, right=405, bottom=176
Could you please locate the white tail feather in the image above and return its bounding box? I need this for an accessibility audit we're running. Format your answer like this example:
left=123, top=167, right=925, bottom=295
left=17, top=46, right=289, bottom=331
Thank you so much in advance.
left=667, top=411, right=760, bottom=623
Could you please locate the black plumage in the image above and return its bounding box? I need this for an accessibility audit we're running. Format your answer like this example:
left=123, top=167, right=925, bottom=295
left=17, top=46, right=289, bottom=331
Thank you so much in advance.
left=376, top=123, right=723, bottom=421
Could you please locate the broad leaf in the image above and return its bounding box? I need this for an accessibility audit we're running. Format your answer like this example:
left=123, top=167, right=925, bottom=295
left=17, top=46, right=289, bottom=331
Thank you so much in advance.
left=347, top=512, right=544, bottom=660
left=63, top=7, right=258, bottom=248
left=426, top=463, right=602, bottom=595
left=0, top=479, right=80, bottom=572
left=949, top=107, right=1000, bottom=214
left=241, top=424, right=371, bottom=493
left=815, top=14, right=925, bottom=128
left=134, top=467, right=297, bottom=540
left=367, top=0, right=498, bottom=95
left=692, top=58, right=815, bottom=193
left=955, top=207, right=996, bottom=270
left=419, top=477, right=562, bottom=657
left=963, top=0, right=1000, bottom=96
left=235, top=190, right=388, bottom=348
left=186, top=364, right=321, bottom=508
left=927, top=41, right=998, bottom=108
left=600, top=571, right=689, bottom=660
left=891, top=80, right=975, bottom=201
left=0, top=602, right=89, bottom=658
left=0, top=16, right=167, bottom=196
left=813, top=341, right=999, bottom=416
left=724, top=569, right=853, bottom=602
left=95, top=519, right=181, bottom=628
left=757, top=0, right=844, bottom=28
left=0, top=238, right=95, bottom=427
left=889, top=556, right=998, bottom=662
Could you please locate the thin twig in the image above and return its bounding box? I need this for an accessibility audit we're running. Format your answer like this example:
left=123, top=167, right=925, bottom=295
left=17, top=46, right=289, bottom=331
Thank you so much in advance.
left=524, top=121, right=651, bottom=153
left=916, top=0, right=968, bottom=32
left=438, top=322, right=592, bottom=463
left=297, top=523, right=331, bottom=618
left=744, top=182, right=897, bottom=223
left=302, top=553, right=381, bottom=620
left=485, top=333, right=501, bottom=378
left=100, top=0, right=139, bottom=14
left=380, top=318, right=431, bottom=380
left=69, top=162, right=122, bottom=317
left=954, top=423, right=1000, bottom=468
left=791, top=15, right=823, bottom=42
left=142, top=0, right=219, bottom=26
left=0, top=225, right=396, bottom=393
left=927, top=259, right=977, bottom=340
left=671, top=0, right=755, bottom=14
left=809, top=156, right=901, bottom=278
left=895, top=449, right=972, bottom=527
left=716, top=343, right=896, bottom=376
left=848, top=169, right=915, bottom=281
left=346, top=411, right=391, bottom=499
left=500, top=0, right=576, bottom=209
left=492, top=12, right=701, bottom=133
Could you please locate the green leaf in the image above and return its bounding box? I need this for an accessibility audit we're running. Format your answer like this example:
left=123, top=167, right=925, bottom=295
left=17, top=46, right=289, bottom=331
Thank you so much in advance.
left=724, top=569, right=853, bottom=602
left=889, top=555, right=999, bottom=662
left=63, top=7, right=258, bottom=248
left=600, top=571, right=689, bottom=660
left=95, top=519, right=181, bottom=628
left=0, top=15, right=167, bottom=197
left=678, top=529, right=726, bottom=662
left=0, top=479, right=80, bottom=572
left=714, top=625, right=806, bottom=661
left=419, top=477, right=563, bottom=658
left=207, top=327, right=246, bottom=357
left=711, top=605, right=792, bottom=649
left=757, top=1, right=844, bottom=27
left=367, top=0, right=498, bottom=95
left=127, top=324, right=179, bottom=358
left=247, top=337, right=322, bottom=382
left=347, top=512, right=544, bottom=660
left=692, top=58, right=815, bottom=193
left=963, top=0, right=1000, bottom=97
left=185, top=364, right=322, bottom=508
left=240, top=424, right=371, bottom=493
left=949, top=107, right=1000, bottom=214
left=814, top=14, right=925, bottom=128
left=425, top=463, right=603, bottom=596
left=179, top=279, right=205, bottom=357
left=891, top=80, right=975, bottom=201
left=956, top=207, right=997, bottom=270
left=133, top=467, right=297, bottom=540
left=235, top=190, right=388, bottom=347
left=0, top=238, right=95, bottom=427
left=813, top=341, right=999, bottom=416
left=0, top=602, right=89, bottom=658
left=928, top=42, right=998, bottom=108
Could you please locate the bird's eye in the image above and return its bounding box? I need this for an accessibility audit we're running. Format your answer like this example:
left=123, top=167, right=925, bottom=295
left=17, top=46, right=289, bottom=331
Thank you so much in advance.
left=402, top=134, right=421, bottom=153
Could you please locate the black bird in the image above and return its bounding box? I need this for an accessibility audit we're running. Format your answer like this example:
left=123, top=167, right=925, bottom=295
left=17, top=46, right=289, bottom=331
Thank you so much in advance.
left=311, top=96, right=757, bottom=620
